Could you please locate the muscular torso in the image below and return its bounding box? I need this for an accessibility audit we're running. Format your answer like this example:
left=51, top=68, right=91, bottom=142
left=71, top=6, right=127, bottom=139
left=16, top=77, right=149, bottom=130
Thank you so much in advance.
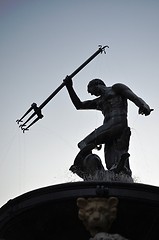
left=95, top=87, right=128, bottom=125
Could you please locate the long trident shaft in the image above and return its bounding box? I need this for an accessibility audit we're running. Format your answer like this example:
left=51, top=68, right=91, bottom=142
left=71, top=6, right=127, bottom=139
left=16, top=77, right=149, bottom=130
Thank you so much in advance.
left=16, top=45, right=109, bottom=132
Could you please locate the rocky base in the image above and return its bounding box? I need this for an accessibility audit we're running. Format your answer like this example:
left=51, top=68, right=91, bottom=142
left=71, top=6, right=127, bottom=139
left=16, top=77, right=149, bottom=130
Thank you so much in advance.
left=83, top=170, right=134, bottom=183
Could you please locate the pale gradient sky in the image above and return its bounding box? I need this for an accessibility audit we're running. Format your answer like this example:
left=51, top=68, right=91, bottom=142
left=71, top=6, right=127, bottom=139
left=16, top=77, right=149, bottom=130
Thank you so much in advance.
left=0, top=0, right=159, bottom=207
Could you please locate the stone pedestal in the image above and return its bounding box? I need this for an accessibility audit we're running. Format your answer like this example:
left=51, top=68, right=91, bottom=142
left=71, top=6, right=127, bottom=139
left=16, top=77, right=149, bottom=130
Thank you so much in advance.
left=0, top=182, right=159, bottom=239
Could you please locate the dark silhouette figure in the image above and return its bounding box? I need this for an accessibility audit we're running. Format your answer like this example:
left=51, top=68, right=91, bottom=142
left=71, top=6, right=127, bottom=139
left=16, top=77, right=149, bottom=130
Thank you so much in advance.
left=65, top=77, right=152, bottom=178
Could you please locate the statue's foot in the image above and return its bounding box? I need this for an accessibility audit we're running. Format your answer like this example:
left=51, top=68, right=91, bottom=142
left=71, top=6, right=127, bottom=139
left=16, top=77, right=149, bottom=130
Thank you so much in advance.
left=109, top=153, right=132, bottom=176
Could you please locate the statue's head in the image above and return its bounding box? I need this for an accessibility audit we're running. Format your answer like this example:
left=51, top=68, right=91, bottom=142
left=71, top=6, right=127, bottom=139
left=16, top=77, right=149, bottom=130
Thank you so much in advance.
left=87, top=79, right=106, bottom=96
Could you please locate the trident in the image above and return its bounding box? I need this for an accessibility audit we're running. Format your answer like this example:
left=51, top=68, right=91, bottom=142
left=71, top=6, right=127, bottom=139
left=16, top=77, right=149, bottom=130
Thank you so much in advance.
left=16, top=45, right=109, bottom=132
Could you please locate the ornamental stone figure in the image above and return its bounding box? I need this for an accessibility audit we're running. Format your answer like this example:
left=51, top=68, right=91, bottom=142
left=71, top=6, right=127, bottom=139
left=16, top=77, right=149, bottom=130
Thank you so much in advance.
left=77, top=197, right=119, bottom=236
left=77, top=197, right=129, bottom=240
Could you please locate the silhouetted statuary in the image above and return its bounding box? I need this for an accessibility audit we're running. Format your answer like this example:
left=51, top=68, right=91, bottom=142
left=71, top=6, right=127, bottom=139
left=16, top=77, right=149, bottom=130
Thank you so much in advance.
left=65, top=78, right=153, bottom=179
left=7, top=46, right=157, bottom=240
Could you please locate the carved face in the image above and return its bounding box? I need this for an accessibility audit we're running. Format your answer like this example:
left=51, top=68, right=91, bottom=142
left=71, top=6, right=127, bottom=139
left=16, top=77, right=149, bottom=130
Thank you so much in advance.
left=77, top=197, right=118, bottom=237
left=83, top=201, right=110, bottom=228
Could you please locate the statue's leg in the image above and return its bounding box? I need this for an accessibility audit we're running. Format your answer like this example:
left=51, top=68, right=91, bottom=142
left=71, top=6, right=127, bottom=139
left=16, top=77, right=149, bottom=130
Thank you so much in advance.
left=78, top=123, right=124, bottom=150
left=105, top=127, right=132, bottom=176
left=104, top=142, right=119, bottom=170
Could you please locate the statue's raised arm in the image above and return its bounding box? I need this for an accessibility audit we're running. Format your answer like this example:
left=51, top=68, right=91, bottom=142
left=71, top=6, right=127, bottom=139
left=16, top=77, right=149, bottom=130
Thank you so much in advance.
left=64, top=76, right=98, bottom=110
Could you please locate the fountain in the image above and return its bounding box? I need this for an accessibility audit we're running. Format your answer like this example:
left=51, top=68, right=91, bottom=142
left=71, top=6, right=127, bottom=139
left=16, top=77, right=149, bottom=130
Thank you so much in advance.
left=0, top=46, right=158, bottom=239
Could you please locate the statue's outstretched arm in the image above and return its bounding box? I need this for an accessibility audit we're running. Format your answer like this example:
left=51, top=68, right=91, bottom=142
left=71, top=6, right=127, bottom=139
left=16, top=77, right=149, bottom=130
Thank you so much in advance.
left=113, top=83, right=153, bottom=116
